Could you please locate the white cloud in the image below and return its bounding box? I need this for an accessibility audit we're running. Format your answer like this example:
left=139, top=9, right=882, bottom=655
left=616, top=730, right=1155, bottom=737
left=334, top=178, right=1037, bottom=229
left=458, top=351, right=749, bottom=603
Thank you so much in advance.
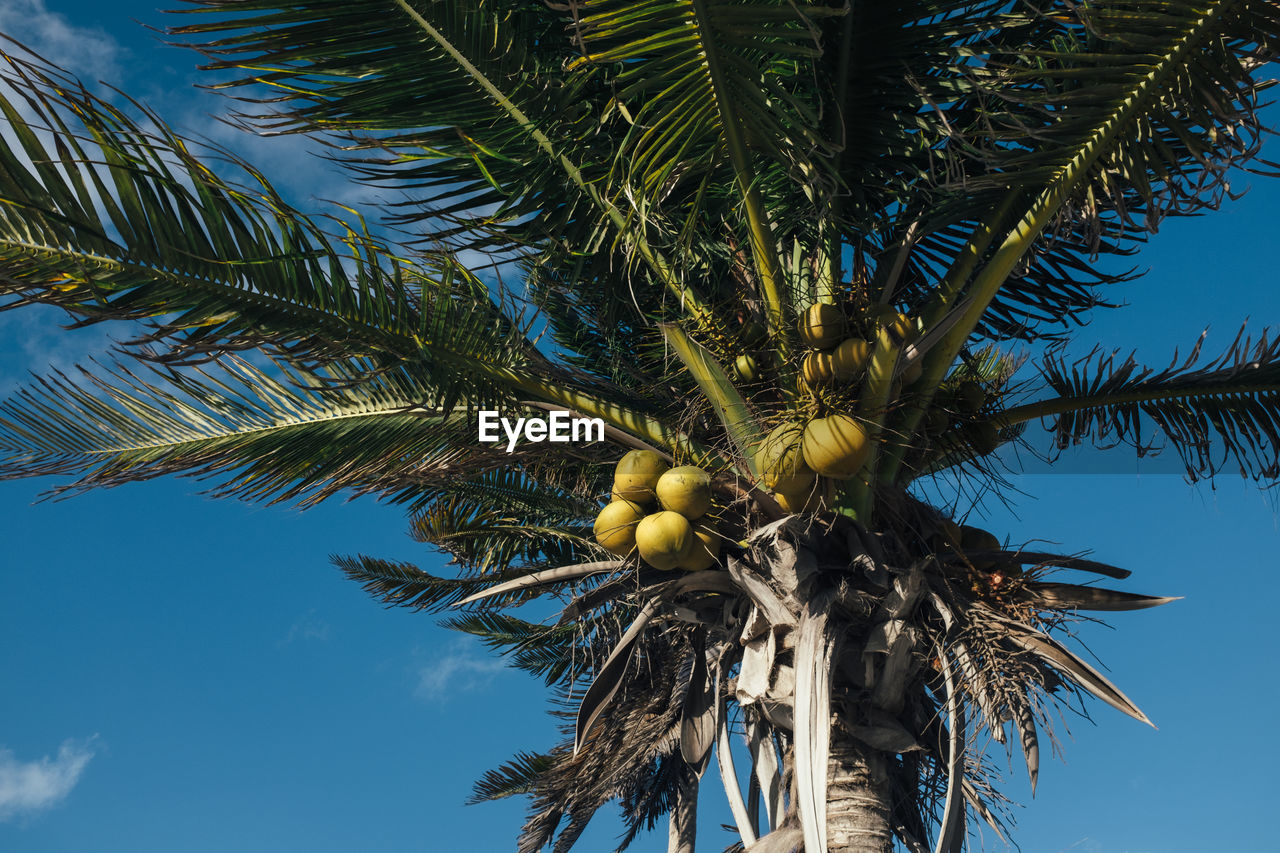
left=0, top=737, right=97, bottom=822
left=0, top=0, right=123, bottom=83
left=279, top=609, right=331, bottom=646
left=414, top=639, right=507, bottom=703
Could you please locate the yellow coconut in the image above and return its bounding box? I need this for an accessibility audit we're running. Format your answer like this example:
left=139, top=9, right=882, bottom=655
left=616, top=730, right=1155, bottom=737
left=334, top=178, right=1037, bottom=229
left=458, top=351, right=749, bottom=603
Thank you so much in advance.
left=754, top=421, right=815, bottom=493
left=733, top=353, right=759, bottom=383
left=677, top=522, right=722, bottom=571
left=884, top=310, right=919, bottom=344
left=656, top=466, right=713, bottom=520
left=801, top=350, right=834, bottom=386
left=774, top=478, right=832, bottom=514
left=798, top=303, right=846, bottom=349
left=613, top=449, right=670, bottom=503
left=593, top=499, right=646, bottom=555
left=830, top=338, right=870, bottom=382
left=802, top=414, right=872, bottom=479
left=636, top=511, right=695, bottom=570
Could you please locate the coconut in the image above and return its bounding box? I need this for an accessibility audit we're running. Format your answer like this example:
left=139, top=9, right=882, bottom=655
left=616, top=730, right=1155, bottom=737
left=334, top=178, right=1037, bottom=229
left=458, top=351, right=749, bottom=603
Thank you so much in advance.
left=884, top=310, right=918, bottom=344
left=593, top=499, right=646, bottom=555
left=656, top=465, right=713, bottom=520
left=964, top=421, right=1000, bottom=456
left=636, top=511, right=695, bottom=570
left=830, top=338, right=870, bottom=382
left=755, top=421, right=815, bottom=493
left=801, top=350, right=834, bottom=386
left=960, top=525, right=1001, bottom=570
left=954, top=380, right=986, bottom=413
left=931, top=517, right=962, bottom=552
left=802, top=414, right=871, bottom=479
left=677, top=522, right=722, bottom=571
left=798, top=303, right=846, bottom=349
left=923, top=408, right=950, bottom=436
left=613, top=449, right=670, bottom=503
left=774, top=478, right=832, bottom=514
left=739, top=320, right=768, bottom=347
left=733, top=353, right=759, bottom=383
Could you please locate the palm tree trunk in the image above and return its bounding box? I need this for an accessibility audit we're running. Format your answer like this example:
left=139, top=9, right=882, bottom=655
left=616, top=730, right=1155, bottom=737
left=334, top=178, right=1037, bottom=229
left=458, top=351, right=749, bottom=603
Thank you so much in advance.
left=667, top=771, right=697, bottom=853
left=825, top=727, right=894, bottom=853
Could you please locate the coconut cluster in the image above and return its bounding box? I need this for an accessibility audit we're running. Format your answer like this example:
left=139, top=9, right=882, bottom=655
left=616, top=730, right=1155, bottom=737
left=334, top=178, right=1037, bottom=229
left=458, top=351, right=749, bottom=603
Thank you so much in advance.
left=797, top=303, right=922, bottom=389
left=753, top=414, right=875, bottom=513
left=928, top=379, right=1001, bottom=455
left=592, top=450, right=722, bottom=571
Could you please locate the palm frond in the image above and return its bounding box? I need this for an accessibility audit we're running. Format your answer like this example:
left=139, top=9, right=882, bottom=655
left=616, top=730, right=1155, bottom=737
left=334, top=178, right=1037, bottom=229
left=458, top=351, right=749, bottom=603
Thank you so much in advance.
left=409, top=468, right=605, bottom=572
left=0, top=46, right=433, bottom=365
left=469, top=751, right=557, bottom=805
left=570, top=0, right=838, bottom=195
left=334, top=555, right=549, bottom=612
left=1007, top=327, right=1280, bottom=481
left=0, top=354, right=518, bottom=503
left=890, top=1, right=1278, bottom=346
left=171, top=1, right=729, bottom=334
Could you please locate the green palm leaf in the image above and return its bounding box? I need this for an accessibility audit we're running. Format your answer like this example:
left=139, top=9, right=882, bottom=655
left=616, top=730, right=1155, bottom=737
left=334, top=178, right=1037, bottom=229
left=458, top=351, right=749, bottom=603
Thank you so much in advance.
left=1003, top=329, right=1280, bottom=481
left=0, top=354, right=512, bottom=504
left=0, top=50, right=431, bottom=365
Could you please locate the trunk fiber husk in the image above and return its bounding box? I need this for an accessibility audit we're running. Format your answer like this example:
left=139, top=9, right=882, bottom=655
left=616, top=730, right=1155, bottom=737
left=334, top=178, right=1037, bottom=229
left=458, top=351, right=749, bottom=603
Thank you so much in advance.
left=825, top=727, right=894, bottom=853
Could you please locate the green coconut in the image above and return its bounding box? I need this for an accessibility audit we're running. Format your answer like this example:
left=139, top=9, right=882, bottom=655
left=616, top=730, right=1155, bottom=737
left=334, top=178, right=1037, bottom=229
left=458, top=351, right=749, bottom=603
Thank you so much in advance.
left=830, top=338, right=870, bottom=382
left=656, top=466, right=713, bottom=520
left=802, top=414, right=872, bottom=479
left=923, top=408, right=951, bottom=436
left=755, top=421, right=815, bottom=493
left=884, top=310, right=918, bottom=344
left=636, top=511, right=695, bottom=570
left=798, top=303, right=846, bottom=349
left=801, top=350, right=834, bottom=386
left=954, top=380, right=987, bottom=414
left=739, top=320, right=768, bottom=347
left=613, top=449, right=670, bottom=503
left=964, top=421, right=1001, bottom=456
left=593, top=499, right=646, bottom=555
left=677, top=522, right=722, bottom=571
left=733, top=353, right=759, bottom=383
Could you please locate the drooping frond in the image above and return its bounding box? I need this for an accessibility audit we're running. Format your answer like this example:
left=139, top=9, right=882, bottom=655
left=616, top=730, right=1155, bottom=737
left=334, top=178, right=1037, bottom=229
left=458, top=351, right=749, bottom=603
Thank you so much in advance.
left=1008, top=328, right=1280, bottom=482
left=0, top=47, right=429, bottom=365
left=0, top=354, right=521, bottom=504
left=334, top=555, right=530, bottom=613
left=468, top=752, right=556, bottom=805
left=409, top=467, right=606, bottom=572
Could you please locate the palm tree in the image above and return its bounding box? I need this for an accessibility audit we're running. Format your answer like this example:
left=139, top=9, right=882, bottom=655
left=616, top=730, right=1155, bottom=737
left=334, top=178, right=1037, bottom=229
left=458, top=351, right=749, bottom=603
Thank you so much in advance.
left=1, top=2, right=1278, bottom=850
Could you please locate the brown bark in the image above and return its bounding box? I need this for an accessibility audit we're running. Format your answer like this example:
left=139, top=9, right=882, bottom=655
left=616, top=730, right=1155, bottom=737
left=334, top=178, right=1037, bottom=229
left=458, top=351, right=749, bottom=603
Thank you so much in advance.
left=825, top=727, right=894, bottom=853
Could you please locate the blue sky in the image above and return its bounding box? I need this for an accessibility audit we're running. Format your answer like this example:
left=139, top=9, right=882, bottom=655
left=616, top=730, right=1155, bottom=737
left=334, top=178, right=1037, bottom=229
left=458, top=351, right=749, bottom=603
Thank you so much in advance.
left=0, top=3, right=1277, bottom=852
